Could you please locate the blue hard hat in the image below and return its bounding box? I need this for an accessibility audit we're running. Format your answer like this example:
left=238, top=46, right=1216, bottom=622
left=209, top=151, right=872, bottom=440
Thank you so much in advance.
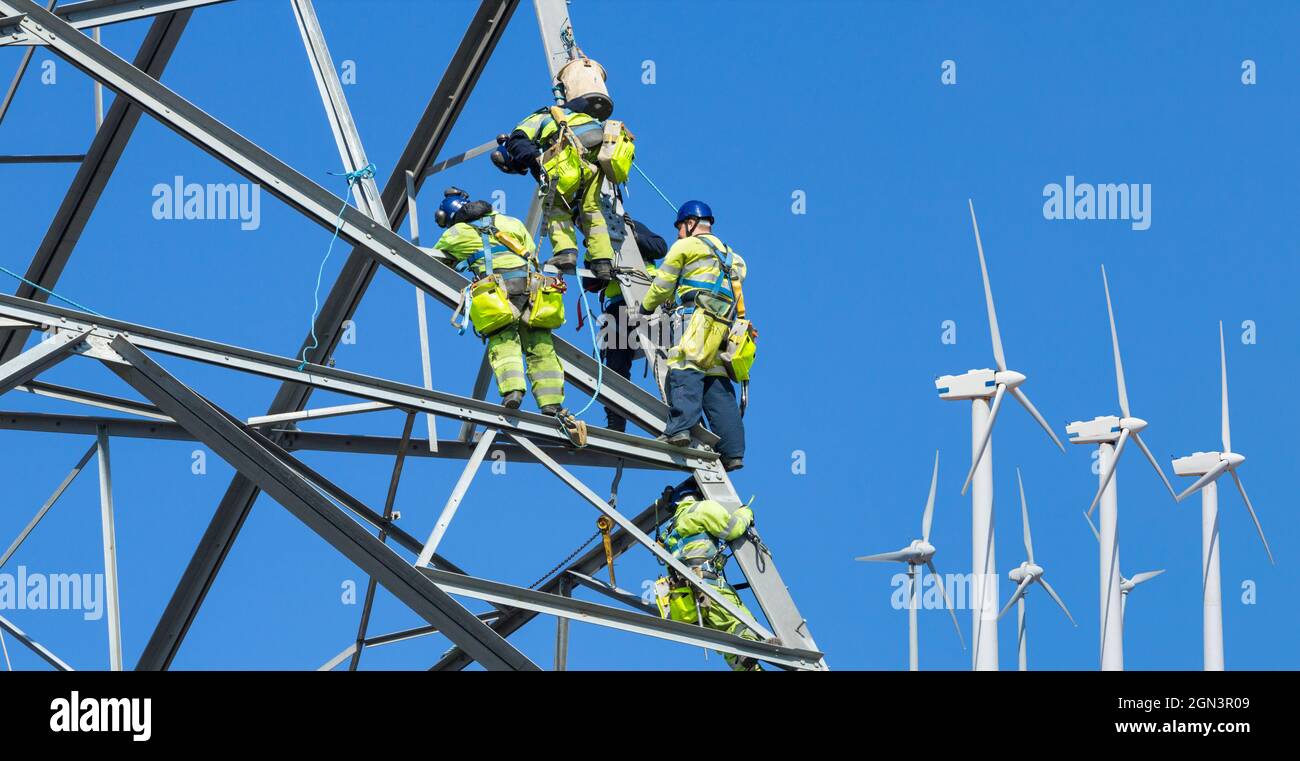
left=671, top=482, right=703, bottom=503
left=674, top=200, right=713, bottom=227
left=435, top=187, right=470, bottom=228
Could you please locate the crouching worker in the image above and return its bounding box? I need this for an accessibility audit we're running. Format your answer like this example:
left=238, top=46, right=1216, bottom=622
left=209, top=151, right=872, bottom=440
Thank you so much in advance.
left=433, top=187, right=568, bottom=415
left=655, top=484, right=763, bottom=671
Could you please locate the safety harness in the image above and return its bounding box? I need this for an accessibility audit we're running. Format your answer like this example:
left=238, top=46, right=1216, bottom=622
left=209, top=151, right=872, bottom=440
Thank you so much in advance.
left=677, top=235, right=737, bottom=313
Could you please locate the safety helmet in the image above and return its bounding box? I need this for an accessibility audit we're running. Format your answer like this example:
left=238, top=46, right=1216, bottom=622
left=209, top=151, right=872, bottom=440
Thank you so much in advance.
left=435, top=187, right=470, bottom=228
left=670, top=482, right=703, bottom=503
left=674, top=200, right=714, bottom=228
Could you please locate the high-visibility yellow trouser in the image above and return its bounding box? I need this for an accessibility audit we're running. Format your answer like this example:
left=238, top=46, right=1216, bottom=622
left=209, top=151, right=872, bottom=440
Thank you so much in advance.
left=669, top=583, right=764, bottom=672
left=545, top=160, right=614, bottom=264
left=487, top=320, right=565, bottom=408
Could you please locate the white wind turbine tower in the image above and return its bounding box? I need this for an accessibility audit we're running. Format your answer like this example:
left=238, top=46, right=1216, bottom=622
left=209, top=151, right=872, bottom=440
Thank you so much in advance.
left=1064, top=266, right=1177, bottom=671
left=856, top=452, right=965, bottom=671
left=1085, top=519, right=1166, bottom=625
left=997, top=468, right=1077, bottom=671
left=1171, top=322, right=1274, bottom=671
left=935, top=200, right=1064, bottom=671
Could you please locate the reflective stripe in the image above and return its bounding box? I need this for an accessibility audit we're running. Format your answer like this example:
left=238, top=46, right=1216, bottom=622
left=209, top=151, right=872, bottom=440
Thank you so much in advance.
left=650, top=275, right=677, bottom=290
left=655, top=263, right=681, bottom=278
left=722, top=512, right=743, bottom=539
left=530, top=370, right=566, bottom=381
left=496, top=369, right=526, bottom=381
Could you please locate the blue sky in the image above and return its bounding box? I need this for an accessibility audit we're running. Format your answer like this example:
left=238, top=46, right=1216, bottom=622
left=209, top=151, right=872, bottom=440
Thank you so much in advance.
left=1, top=0, right=1296, bottom=670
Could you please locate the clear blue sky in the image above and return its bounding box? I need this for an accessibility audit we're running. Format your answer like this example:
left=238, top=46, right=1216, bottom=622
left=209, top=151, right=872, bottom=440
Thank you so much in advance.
left=1, top=0, right=1295, bottom=670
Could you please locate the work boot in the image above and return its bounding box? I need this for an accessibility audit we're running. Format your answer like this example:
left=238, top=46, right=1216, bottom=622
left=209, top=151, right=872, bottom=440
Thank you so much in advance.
left=657, top=431, right=692, bottom=448
left=502, top=390, right=524, bottom=409
left=547, top=249, right=578, bottom=273
left=540, top=404, right=563, bottom=416
left=723, top=457, right=744, bottom=472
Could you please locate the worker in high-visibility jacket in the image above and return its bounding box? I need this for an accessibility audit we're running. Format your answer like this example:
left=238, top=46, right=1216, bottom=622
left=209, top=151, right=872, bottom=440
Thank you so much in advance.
left=431, top=187, right=565, bottom=413
left=656, top=484, right=762, bottom=671
left=493, top=105, right=618, bottom=286
left=638, top=200, right=746, bottom=471
left=586, top=215, right=667, bottom=432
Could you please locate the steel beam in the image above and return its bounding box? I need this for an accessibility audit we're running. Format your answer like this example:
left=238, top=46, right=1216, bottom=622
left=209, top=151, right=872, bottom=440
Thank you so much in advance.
left=416, top=428, right=496, bottom=566
left=95, top=424, right=123, bottom=671
left=0, top=411, right=670, bottom=470
left=0, top=297, right=712, bottom=470
left=101, top=335, right=537, bottom=671
left=0, top=9, right=190, bottom=363
left=0, top=0, right=227, bottom=44
left=421, top=567, right=822, bottom=671
left=508, top=432, right=773, bottom=640
left=0, top=329, right=88, bottom=396
left=565, top=570, right=659, bottom=616
left=0, top=441, right=98, bottom=568
left=432, top=485, right=678, bottom=670
left=16, top=380, right=169, bottom=419
left=0, top=614, right=73, bottom=670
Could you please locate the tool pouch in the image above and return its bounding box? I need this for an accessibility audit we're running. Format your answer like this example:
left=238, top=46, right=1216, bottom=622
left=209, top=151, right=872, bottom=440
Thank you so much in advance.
left=679, top=292, right=734, bottom=367
left=467, top=276, right=518, bottom=335
left=597, top=119, right=635, bottom=183
left=525, top=273, right=567, bottom=330
left=719, top=318, right=757, bottom=381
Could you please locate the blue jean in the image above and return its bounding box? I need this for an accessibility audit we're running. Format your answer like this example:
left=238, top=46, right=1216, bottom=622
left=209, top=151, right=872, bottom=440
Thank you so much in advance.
left=664, top=368, right=745, bottom=460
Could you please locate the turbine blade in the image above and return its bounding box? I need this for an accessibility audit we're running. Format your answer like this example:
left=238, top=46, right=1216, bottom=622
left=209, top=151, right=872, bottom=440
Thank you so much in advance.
left=927, top=561, right=966, bottom=650
left=961, top=383, right=1006, bottom=495
left=1084, top=510, right=1100, bottom=541
left=1229, top=469, right=1275, bottom=566
left=1017, top=467, right=1034, bottom=564
left=1087, top=428, right=1130, bottom=519
left=1129, top=569, right=1166, bottom=586
left=1132, top=431, right=1177, bottom=500
left=1175, top=460, right=1229, bottom=503
left=997, top=577, right=1033, bottom=621
left=1010, top=386, right=1065, bottom=452
left=1220, top=321, right=1231, bottom=454
left=1037, top=578, right=1077, bottom=627
left=855, top=549, right=912, bottom=563
left=1101, top=265, right=1130, bottom=418
left=922, top=450, right=939, bottom=543
left=968, top=199, right=1006, bottom=372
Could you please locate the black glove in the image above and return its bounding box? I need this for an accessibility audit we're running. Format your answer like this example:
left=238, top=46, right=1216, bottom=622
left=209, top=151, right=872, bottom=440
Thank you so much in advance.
left=639, top=303, right=656, bottom=317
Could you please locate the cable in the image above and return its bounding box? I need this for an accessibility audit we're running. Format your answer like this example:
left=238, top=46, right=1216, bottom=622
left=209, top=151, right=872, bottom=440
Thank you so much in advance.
left=298, top=163, right=375, bottom=371
left=0, top=264, right=101, bottom=316
left=570, top=287, right=603, bottom=417
left=631, top=160, right=678, bottom=213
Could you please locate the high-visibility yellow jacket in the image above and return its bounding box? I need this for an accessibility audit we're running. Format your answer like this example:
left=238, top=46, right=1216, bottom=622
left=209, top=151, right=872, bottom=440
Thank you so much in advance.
left=641, top=233, right=746, bottom=312
left=514, top=107, right=603, bottom=153
left=661, top=496, right=754, bottom=568
left=432, top=212, right=535, bottom=277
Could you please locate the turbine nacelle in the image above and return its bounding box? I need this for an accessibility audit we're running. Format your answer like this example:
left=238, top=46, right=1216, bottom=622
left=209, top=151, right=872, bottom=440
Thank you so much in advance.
left=1008, top=562, right=1044, bottom=583
left=906, top=539, right=937, bottom=563
left=1171, top=451, right=1227, bottom=477
left=935, top=368, right=997, bottom=400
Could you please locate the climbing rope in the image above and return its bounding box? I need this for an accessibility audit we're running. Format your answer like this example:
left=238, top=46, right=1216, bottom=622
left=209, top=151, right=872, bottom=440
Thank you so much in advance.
left=298, top=163, right=376, bottom=371
left=631, top=160, right=677, bottom=214
left=571, top=288, right=604, bottom=417
left=0, top=264, right=101, bottom=316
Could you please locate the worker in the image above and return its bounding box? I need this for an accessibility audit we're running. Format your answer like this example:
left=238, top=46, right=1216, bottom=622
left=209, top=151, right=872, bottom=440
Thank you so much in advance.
left=656, top=483, right=762, bottom=671
left=431, top=187, right=566, bottom=414
left=491, top=103, right=629, bottom=288
left=585, top=214, right=667, bottom=432
left=638, top=200, right=746, bottom=471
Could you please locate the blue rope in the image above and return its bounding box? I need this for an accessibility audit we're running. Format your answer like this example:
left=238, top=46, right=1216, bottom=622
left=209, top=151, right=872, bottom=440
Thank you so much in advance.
left=298, top=163, right=376, bottom=371
left=631, top=160, right=677, bottom=213
left=0, top=264, right=102, bottom=316
left=571, top=288, right=603, bottom=417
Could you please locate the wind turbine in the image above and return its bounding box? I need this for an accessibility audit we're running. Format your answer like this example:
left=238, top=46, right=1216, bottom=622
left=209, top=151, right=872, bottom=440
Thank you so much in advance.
left=1085, top=517, right=1166, bottom=624
left=1171, top=322, right=1274, bottom=671
left=997, top=468, right=1077, bottom=671
left=935, top=200, right=1064, bottom=670
left=1064, top=266, right=1177, bottom=670
left=856, top=451, right=965, bottom=671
